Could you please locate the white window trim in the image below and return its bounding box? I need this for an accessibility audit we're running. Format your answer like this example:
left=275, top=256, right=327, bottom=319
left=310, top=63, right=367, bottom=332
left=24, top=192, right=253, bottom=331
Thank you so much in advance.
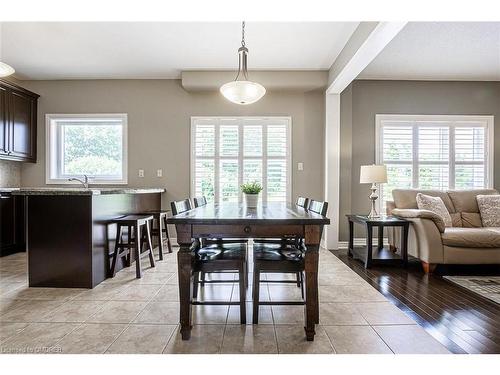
left=375, top=114, right=494, bottom=210
left=190, top=116, right=292, bottom=203
left=45, top=113, right=128, bottom=185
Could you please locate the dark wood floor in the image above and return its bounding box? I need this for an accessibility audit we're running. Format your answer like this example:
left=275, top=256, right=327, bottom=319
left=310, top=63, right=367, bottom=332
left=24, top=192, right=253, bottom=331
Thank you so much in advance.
left=332, top=250, right=500, bottom=354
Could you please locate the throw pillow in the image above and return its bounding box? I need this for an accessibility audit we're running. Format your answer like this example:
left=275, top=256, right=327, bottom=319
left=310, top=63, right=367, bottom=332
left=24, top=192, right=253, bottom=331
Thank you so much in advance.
left=416, top=193, right=453, bottom=227
left=476, top=195, right=500, bottom=227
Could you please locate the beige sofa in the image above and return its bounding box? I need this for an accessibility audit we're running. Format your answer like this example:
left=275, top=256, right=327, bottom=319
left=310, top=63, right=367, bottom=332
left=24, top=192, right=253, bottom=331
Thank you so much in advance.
left=386, top=189, right=500, bottom=273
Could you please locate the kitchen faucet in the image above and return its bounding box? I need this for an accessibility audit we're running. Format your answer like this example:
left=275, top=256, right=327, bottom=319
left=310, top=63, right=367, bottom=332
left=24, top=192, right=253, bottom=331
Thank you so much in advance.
left=68, top=174, right=90, bottom=188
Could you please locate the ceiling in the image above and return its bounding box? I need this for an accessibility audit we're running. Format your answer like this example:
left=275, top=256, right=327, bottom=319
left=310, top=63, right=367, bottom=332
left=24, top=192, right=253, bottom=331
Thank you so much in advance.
left=1, top=22, right=359, bottom=80
left=359, top=22, right=500, bottom=81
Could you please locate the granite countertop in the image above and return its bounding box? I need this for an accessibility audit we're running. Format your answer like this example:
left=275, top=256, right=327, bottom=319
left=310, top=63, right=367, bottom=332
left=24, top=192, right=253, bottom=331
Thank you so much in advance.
left=8, top=187, right=166, bottom=195
left=0, top=187, right=20, bottom=193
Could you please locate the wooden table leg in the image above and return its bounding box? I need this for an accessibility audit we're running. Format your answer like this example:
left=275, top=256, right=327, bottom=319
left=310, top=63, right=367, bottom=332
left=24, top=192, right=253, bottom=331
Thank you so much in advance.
left=304, top=225, right=322, bottom=341
left=176, top=224, right=194, bottom=340
left=378, top=225, right=383, bottom=251
left=348, top=219, right=354, bottom=257
left=365, top=223, right=373, bottom=269
left=402, top=223, right=409, bottom=268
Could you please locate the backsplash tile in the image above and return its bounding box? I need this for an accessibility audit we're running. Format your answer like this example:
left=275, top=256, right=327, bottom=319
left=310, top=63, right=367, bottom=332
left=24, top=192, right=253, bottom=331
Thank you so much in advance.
left=0, top=160, right=21, bottom=187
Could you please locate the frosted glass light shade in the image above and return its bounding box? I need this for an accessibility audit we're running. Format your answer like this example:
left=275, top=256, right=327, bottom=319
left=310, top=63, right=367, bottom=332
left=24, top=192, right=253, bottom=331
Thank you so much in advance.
left=360, top=164, right=388, bottom=184
left=220, top=80, right=266, bottom=105
left=0, top=62, right=15, bottom=77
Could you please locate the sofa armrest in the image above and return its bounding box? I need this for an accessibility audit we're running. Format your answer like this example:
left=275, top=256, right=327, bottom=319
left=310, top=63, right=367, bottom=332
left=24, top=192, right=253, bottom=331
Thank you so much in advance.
left=386, top=200, right=396, bottom=215
left=392, top=208, right=446, bottom=233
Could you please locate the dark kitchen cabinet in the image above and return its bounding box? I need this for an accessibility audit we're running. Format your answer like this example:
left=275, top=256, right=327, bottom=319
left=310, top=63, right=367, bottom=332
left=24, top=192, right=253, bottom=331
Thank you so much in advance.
left=0, top=192, right=25, bottom=256
left=0, top=79, right=39, bottom=162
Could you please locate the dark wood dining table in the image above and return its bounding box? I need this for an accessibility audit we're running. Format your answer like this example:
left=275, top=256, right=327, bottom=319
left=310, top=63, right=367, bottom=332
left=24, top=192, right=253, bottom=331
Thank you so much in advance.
left=166, top=202, right=330, bottom=341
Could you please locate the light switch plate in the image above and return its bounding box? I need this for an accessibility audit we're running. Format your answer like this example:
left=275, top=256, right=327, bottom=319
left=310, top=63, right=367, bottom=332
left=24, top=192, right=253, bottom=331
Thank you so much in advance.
left=297, top=162, right=304, bottom=171
left=138, top=169, right=144, bottom=177
left=157, top=169, right=163, bottom=177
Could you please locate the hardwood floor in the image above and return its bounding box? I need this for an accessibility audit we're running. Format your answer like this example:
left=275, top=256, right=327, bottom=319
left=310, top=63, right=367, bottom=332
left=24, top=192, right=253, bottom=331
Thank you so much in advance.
left=332, top=250, right=500, bottom=354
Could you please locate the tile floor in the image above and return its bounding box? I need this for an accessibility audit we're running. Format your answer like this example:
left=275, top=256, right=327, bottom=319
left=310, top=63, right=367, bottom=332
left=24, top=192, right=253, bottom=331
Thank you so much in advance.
left=0, top=246, right=450, bottom=354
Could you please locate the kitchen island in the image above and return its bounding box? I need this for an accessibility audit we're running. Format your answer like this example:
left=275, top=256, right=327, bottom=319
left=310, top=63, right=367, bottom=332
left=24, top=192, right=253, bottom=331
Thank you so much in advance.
left=12, top=188, right=165, bottom=288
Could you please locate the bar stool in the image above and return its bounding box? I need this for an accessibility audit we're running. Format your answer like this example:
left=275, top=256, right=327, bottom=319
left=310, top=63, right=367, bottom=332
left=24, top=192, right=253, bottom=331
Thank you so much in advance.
left=137, top=210, right=172, bottom=260
left=110, top=214, right=156, bottom=279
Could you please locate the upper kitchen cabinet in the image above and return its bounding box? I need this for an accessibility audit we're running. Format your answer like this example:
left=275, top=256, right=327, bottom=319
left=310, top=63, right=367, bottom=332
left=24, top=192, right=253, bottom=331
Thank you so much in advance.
left=0, top=79, right=39, bottom=162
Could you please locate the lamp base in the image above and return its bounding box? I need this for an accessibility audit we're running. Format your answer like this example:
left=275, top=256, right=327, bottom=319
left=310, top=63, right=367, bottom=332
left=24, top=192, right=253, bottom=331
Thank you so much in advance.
left=367, top=183, right=380, bottom=219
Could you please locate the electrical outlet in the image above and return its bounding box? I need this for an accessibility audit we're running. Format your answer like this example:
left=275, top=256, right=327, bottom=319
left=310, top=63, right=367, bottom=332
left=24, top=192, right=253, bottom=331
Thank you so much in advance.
left=157, top=169, right=163, bottom=177
left=297, top=162, right=304, bottom=171
left=138, top=169, right=144, bottom=178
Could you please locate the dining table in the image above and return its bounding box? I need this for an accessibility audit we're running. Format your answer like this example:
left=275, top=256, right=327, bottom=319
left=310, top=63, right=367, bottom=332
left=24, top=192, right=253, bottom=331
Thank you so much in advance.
left=166, top=202, right=330, bottom=341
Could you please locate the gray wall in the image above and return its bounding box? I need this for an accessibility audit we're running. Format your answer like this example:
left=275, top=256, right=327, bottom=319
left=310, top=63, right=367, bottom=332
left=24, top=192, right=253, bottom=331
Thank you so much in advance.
left=17, top=79, right=325, bottom=210
left=339, top=80, right=500, bottom=241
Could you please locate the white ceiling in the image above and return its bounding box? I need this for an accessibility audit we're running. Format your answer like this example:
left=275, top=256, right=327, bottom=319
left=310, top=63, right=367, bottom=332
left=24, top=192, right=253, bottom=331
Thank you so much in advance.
left=359, top=22, right=500, bottom=81
left=0, top=22, right=359, bottom=80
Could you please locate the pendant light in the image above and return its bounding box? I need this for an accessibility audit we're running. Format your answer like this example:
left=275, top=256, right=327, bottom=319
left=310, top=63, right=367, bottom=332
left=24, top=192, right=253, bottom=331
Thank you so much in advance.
left=0, top=61, right=15, bottom=77
left=220, top=21, right=266, bottom=105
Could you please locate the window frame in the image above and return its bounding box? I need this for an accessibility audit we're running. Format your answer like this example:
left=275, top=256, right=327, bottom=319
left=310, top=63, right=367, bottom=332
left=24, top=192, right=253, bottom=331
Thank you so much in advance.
left=45, top=113, right=128, bottom=185
left=190, top=116, right=292, bottom=203
left=375, top=114, right=494, bottom=209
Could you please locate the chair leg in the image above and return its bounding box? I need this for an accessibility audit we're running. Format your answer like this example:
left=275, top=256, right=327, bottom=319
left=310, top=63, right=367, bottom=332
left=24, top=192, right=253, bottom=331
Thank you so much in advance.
left=193, top=272, right=199, bottom=300
left=146, top=220, right=156, bottom=268
left=134, top=224, right=142, bottom=278
left=200, top=271, right=205, bottom=287
left=163, top=216, right=173, bottom=253
left=157, top=216, right=164, bottom=261
left=296, top=272, right=301, bottom=288
left=239, top=262, right=247, bottom=324
left=300, top=271, right=305, bottom=300
left=252, top=269, right=260, bottom=324
left=110, top=225, right=123, bottom=277
left=126, top=225, right=132, bottom=267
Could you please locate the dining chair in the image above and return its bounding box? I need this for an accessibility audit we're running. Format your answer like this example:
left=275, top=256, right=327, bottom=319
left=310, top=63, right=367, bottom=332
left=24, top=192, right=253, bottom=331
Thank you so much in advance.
left=170, top=198, right=248, bottom=324
left=251, top=199, right=328, bottom=324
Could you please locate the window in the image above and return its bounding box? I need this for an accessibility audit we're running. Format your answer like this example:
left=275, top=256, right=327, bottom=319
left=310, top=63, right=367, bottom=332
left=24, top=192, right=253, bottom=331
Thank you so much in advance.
left=191, top=117, right=291, bottom=203
left=376, top=115, right=494, bottom=206
left=46, top=114, right=128, bottom=184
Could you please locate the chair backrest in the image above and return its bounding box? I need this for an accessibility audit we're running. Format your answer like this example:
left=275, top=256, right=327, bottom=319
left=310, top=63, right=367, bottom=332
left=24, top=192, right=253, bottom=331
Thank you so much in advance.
left=193, top=196, right=207, bottom=208
left=170, top=199, right=192, bottom=215
left=308, top=199, right=328, bottom=216
left=296, top=196, right=309, bottom=209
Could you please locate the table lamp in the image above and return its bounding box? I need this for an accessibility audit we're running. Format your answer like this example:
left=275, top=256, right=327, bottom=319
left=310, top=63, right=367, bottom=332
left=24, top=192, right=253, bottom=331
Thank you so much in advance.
left=360, top=164, right=388, bottom=218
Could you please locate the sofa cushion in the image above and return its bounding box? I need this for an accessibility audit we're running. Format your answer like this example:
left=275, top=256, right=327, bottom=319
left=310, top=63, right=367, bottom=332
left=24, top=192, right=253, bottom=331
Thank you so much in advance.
left=416, top=193, right=452, bottom=227
left=450, top=213, right=463, bottom=227
left=392, top=189, right=456, bottom=212
left=441, top=227, right=500, bottom=248
left=461, top=212, right=483, bottom=228
left=477, top=195, right=500, bottom=227
left=447, top=189, right=498, bottom=213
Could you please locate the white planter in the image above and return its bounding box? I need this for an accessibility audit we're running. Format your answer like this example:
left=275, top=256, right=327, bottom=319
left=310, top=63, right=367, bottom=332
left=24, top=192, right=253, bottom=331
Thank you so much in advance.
left=244, top=193, right=260, bottom=208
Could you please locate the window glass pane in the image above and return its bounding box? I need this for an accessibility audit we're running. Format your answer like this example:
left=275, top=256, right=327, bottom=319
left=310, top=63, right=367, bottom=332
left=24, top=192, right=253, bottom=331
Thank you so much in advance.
left=418, top=165, right=449, bottom=190
left=455, top=127, right=485, bottom=162
left=219, top=160, right=239, bottom=202
left=268, top=124, right=287, bottom=157
left=267, top=160, right=287, bottom=202
left=382, top=126, right=412, bottom=161
left=244, top=125, right=262, bottom=156
left=220, top=125, right=239, bottom=157
left=62, top=123, right=123, bottom=177
left=383, top=165, right=412, bottom=203
left=243, top=160, right=262, bottom=185
left=455, top=165, right=485, bottom=190
left=418, top=126, right=449, bottom=161
left=194, top=159, right=215, bottom=202
left=195, top=125, right=215, bottom=157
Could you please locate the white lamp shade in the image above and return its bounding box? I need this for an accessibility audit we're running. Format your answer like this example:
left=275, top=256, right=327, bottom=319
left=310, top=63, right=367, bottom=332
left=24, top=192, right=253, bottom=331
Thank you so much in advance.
left=360, top=164, right=388, bottom=184
left=220, top=80, right=266, bottom=105
left=0, top=62, right=15, bottom=77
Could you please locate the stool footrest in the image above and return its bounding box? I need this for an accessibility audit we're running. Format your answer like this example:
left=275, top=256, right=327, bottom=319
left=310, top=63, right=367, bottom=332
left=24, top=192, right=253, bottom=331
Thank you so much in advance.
left=258, top=301, right=305, bottom=306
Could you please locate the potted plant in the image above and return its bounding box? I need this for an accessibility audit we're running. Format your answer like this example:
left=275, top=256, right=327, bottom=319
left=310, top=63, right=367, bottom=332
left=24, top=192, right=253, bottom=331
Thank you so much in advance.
left=241, top=181, right=263, bottom=208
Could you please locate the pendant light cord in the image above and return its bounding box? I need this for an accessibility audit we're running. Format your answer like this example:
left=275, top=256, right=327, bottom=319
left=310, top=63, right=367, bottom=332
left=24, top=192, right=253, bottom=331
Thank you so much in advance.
left=241, top=21, right=246, bottom=47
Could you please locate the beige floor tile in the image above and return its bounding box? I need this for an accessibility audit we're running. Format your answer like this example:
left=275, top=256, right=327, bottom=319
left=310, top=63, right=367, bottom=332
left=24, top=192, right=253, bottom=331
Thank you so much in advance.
left=194, top=284, right=234, bottom=301
left=2, top=287, right=85, bottom=301
left=153, top=284, right=179, bottom=302
left=227, top=303, right=273, bottom=325
left=319, top=272, right=366, bottom=286
left=324, top=325, right=393, bottom=354
left=0, top=273, right=28, bottom=284
left=319, top=303, right=368, bottom=325
left=106, top=324, right=176, bottom=354
left=272, top=306, right=305, bottom=325
left=0, top=298, right=30, bottom=316
left=0, top=322, right=29, bottom=343
left=1, top=322, right=78, bottom=354
left=275, top=325, right=334, bottom=354
left=356, top=302, right=415, bottom=325
left=319, top=285, right=387, bottom=303
left=373, top=325, right=450, bottom=354
left=87, top=301, right=148, bottom=323
left=57, top=323, right=127, bottom=354
left=192, top=305, right=229, bottom=324
left=0, top=300, right=65, bottom=322
left=163, top=324, right=225, bottom=354
left=268, top=285, right=304, bottom=301
left=112, top=284, right=163, bottom=301
left=72, top=284, right=125, bottom=301
left=41, top=300, right=106, bottom=323
left=221, top=325, right=277, bottom=354
left=233, top=283, right=270, bottom=302
left=133, top=301, right=179, bottom=324
left=0, top=283, right=25, bottom=298
left=105, top=270, right=175, bottom=285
